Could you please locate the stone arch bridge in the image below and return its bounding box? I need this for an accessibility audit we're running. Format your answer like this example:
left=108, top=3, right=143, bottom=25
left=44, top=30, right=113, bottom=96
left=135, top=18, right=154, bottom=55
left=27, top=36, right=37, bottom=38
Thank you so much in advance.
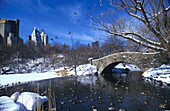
left=90, top=52, right=167, bottom=74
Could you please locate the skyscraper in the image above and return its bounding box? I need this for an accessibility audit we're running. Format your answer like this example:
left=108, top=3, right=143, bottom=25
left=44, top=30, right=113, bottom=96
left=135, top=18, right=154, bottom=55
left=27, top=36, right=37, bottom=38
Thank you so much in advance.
left=26, top=27, right=48, bottom=46
left=0, top=18, right=23, bottom=50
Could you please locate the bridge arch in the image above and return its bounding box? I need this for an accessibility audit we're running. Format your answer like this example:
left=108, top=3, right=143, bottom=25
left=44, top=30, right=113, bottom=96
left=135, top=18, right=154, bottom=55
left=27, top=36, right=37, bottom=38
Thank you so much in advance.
left=101, top=61, right=123, bottom=74
left=91, top=52, right=163, bottom=74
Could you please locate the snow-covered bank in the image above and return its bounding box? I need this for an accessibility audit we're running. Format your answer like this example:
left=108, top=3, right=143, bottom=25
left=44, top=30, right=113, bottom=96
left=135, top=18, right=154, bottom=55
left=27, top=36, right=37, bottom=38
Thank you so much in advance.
left=0, top=92, right=48, bottom=111
left=0, top=64, right=98, bottom=88
left=112, top=63, right=141, bottom=73
left=0, top=72, right=60, bottom=87
left=69, top=64, right=98, bottom=76
left=1, top=55, right=64, bottom=74
left=142, top=64, right=170, bottom=84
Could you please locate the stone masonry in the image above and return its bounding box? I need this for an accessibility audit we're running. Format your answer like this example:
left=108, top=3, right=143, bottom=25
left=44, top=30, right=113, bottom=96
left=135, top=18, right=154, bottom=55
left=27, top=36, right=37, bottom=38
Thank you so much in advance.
left=90, top=52, right=168, bottom=73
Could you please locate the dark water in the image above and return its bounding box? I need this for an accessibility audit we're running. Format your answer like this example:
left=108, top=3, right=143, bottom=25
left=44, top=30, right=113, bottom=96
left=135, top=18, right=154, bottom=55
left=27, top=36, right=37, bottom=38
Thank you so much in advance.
left=1, top=72, right=170, bottom=111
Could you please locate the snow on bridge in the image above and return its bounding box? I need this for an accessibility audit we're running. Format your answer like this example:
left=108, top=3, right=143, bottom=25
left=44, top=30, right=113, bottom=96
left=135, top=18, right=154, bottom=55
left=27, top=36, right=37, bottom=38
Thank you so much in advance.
left=90, top=52, right=166, bottom=73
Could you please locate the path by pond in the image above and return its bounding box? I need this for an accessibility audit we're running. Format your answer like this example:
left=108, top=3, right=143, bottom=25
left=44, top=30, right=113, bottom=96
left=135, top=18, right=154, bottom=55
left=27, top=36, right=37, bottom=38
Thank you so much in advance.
left=1, top=72, right=170, bottom=111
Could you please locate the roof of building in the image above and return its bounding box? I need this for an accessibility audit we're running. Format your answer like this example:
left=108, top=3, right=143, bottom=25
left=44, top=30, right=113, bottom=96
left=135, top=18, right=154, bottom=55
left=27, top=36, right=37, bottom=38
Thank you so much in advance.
left=0, top=18, right=19, bottom=23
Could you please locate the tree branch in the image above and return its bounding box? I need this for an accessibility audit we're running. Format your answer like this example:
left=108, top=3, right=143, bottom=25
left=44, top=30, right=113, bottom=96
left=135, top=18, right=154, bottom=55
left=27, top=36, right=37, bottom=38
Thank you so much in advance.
left=123, top=31, right=162, bottom=47
left=160, top=0, right=168, bottom=29
left=110, top=33, right=166, bottom=52
left=139, top=0, right=167, bottom=49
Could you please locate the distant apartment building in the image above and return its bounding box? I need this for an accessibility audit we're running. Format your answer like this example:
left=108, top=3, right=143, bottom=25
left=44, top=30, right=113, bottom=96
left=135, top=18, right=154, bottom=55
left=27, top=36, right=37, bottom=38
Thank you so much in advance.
left=27, top=27, right=48, bottom=46
left=92, top=41, right=99, bottom=47
left=0, top=18, right=23, bottom=50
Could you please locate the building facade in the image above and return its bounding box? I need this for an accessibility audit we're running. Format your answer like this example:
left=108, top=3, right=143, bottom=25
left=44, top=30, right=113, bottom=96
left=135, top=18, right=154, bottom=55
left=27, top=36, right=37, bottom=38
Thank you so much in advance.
left=40, top=31, right=48, bottom=46
left=92, top=41, right=99, bottom=47
left=27, top=27, right=48, bottom=46
left=0, top=18, right=23, bottom=50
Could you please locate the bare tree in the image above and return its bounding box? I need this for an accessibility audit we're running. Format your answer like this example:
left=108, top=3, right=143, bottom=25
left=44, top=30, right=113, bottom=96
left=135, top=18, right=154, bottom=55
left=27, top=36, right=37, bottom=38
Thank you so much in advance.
left=90, top=0, right=170, bottom=58
left=101, top=36, right=125, bottom=55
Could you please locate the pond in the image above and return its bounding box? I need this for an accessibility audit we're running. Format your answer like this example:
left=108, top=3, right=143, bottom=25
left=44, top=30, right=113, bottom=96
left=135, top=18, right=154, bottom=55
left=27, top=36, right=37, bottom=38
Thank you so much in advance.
left=0, top=72, right=170, bottom=111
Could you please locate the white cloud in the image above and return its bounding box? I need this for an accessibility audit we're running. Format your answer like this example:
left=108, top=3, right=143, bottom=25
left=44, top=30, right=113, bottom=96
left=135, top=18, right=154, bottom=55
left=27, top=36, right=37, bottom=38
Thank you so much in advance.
left=56, top=31, right=95, bottom=41
left=73, top=33, right=95, bottom=41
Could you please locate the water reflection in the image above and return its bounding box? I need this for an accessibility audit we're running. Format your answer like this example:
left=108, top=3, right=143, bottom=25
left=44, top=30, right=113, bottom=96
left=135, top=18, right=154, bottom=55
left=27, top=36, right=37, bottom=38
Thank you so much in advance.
left=0, top=72, right=170, bottom=111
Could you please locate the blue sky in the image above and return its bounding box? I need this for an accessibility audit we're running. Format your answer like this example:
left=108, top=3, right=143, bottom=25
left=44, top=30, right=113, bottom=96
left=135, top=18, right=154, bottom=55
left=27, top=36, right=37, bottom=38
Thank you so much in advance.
left=0, top=0, right=109, bottom=46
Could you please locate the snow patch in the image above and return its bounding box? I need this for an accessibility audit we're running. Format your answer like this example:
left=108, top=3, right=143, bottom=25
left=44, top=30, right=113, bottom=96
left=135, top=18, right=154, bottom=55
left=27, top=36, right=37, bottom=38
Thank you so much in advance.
left=0, top=92, right=48, bottom=111
left=0, top=57, right=65, bottom=74
left=69, top=64, right=98, bottom=76
left=10, top=92, right=20, bottom=101
left=0, top=96, right=26, bottom=111
left=17, top=92, right=48, bottom=110
left=0, top=72, right=61, bottom=87
left=112, top=63, right=141, bottom=73
left=142, top=64, right=170, bottom=84
left=57, top=54, right=64, bottom=59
